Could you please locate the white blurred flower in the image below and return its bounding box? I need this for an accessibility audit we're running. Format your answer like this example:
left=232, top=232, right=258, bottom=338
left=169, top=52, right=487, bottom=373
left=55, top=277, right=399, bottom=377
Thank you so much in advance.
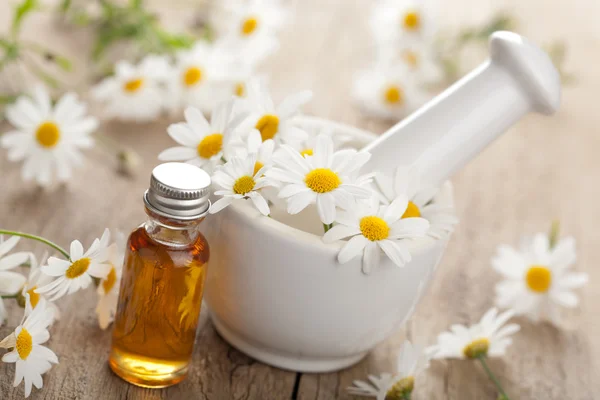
left=347, top=341, right=429, bottom=400
left=373, top=165, right=458, bottom=239
left=427, top=308, right=520, bottom=360
left=166, top=41, right=236, bottom=113
left=92, top=55, right=170, bottom=122
left=492, top=233, right=588, bottom=324
left=96, top=231, right=126, bottom=330
left=240, top=80, right=312, bottom=146
left=380, top=42, right=443, bottom=84
left=370, top=0, right=436, bottom=47
left=159, top=100, right=247, bottom=173
left=353, top=62, right=431, bottom=121
left=210, top=153, right=275, bottom=216
left=216, top=0, right=287, bottom=43
left=1, top=297, right=58, bottom=398
left=267, top=134, right=372, bottom=225
left=38, top=229, right=112, bottom=301
left=21, top=253, right=60, bottom=325
left=1, top=86, right=97, bottom=187
left=323, top=196, right=429, bottom=273
left=0, top=236, right=29, bottom=326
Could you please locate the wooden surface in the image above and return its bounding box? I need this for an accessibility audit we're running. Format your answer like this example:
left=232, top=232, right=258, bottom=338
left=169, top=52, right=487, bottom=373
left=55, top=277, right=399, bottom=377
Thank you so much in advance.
left=1, top=0, right=599, bottom=399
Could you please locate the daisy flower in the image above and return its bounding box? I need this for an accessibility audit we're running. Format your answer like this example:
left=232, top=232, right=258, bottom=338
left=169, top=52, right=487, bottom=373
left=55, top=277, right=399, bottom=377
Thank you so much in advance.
left=353, top=62, right=431, bottom=120
left=288, top=125, right=353, bottom=158
left=91, top=55, right=170, bottom=122
left=231, top=129, right=276, bottom=174
left=1, top=297, right=58, bottom=398
left=37, top=229, right=112, bottom=301
left=267, top=134, right=373, bottom=225
left=492, top=233, right=588, bottom=323
left=158, top=100, right=247, bottom=173
left=380, top=42, right=443, bottom=84
left=323, top=196, right=429, bottom=273
left=209, top=153, right=275, bottom=216
left=373, top=165, right=458, bottom=239
left=96, top=231, right=125, bottom=330
left=426, top=308, right=520, bottom=360
left=0, top=236, right=29, bottom=326
left=240, top=79, right=312, bottom=145
left=370, top=0, right=436, bottom=47
left=166, top=41, right=236, bottom=113
left=1, top=86, right=97, bottom=187
left=347, top=341, right=429, bottom=400
left=20, top=253, right=60, bottom=325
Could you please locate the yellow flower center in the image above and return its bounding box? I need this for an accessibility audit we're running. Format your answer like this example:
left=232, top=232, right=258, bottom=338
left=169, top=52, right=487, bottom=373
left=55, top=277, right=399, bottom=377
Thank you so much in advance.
left=402, top=50, right=419, bottom=67
left=403, top=11, right=421, bottom=31
left=401, top=201, right=421, bottom=218
left=463, top=338, right=489, bottom=359
left=385, top=376, right=415, bottom=400
left=359, top=216, right=390, bottom=241
left=65, top=257, right=91, bottom=279
left=103, top=266, right=117, bottom=294
left=253, top=161, right=264, bottom=176
left=300, top=149, right=313, bottom=157
left=233, top=175, right=256, bottom=195
left=27, top=286, right=40, bottom=309
left=235, top=82, right=245, bottom=97
left=16, top=328, right=33, bottom=360
left=241, top=17, right=259, bottom=36
left=304, top=168, right=341, bottom=193
left=526, top=265, right=552, bottom=293
left=197, top=133, right=223, bottom=159
left=255, top=114, right=280, bottom=142
left=183, top=66, right=203, bottom=87
left=35, top=121, right=60, bottom=148
left=123, top=78, right=144, bottom=93
left=384, top=85, right=404, bottom=105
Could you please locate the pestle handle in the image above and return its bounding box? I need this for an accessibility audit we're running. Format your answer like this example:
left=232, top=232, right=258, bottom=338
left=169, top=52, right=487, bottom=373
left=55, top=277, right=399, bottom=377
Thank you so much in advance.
left=362, top=31, right=561, bottom=187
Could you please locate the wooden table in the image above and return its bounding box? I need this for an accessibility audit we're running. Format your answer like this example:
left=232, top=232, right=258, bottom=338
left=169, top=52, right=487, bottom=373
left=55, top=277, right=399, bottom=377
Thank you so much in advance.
left=1, top=0, right=599, bottom=398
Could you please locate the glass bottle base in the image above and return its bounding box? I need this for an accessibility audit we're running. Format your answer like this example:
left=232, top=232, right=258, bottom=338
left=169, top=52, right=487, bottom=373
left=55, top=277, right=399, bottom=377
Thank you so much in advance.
left=109, top=349, right=189, bottom=388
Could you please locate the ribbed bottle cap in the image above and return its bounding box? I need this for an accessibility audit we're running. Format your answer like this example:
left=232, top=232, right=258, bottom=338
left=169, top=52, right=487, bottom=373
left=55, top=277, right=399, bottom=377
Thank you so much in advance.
left=144, top=162, right=211, bottom=220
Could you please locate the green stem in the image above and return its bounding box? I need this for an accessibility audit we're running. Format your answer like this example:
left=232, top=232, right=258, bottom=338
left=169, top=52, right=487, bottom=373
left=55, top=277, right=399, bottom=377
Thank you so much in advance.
left=0, top=230, right=70, bottom=260
left=1, top=294, right=18, bottom=299
left=478, top=356, right=510, bottom=400
left=323, top=223, right=332, bottom=233
left=548, top=220, right=560, bottom=249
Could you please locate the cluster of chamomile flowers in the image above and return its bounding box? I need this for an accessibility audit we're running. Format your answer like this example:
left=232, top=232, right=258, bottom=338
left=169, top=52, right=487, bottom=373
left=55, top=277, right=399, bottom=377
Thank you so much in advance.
left=352, top=0, right=444, bottom=120
left=159, top=78, right=459, bottom=274
left=92, top=0, right=288, bottom=122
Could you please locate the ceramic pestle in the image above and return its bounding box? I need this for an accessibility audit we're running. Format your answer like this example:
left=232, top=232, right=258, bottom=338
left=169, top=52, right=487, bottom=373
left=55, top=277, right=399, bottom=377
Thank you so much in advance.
left=362, top=31, right=561, bottom=187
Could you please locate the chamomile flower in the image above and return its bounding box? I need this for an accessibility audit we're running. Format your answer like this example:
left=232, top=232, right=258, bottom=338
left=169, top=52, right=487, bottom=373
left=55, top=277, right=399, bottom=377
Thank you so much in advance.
left=1, top=86, right=97, bottom=187
left=1, top=297, right=58, bottom=398
left=267, top=134, right=372, bottom=224
left=347, top=341, right=429, bottom=400
left=353, top=62, right=431, bottom=120
left=37, top=229, right=112, bottom=301
left=240, top=80, right=312, bottom=145
left=20, top=253, right=60, bottom=325
left=289, top=125, right=353, bottom=158
left=96, top=232, right=125, bottom=330
left=492, top=233, right=588, bottom=323
left=0, top=236, right=29, bottom=326
left=231, top=129, right=276, bottom=174
left=159, top=101, right=247, bottom=173
left=166, top=41, right=235, bottom=113
left=370, top=0, right=436, bottom=47
left=216, top=0, right=287, bottom=43
left=380, top=42, right=443, bottom=84
left=373, top=165, right=458, bottom=239
left=209, top=153, right=275, bottom=216
left=91, top=55, right=170, bottom=122
left=323, top=196, right=429, bottom=273
left=426, top=308, right=520, bottom=360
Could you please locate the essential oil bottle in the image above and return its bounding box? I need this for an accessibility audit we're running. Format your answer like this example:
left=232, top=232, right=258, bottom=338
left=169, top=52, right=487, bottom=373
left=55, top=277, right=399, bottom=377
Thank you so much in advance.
left=109, top=162, right=211, bottom=388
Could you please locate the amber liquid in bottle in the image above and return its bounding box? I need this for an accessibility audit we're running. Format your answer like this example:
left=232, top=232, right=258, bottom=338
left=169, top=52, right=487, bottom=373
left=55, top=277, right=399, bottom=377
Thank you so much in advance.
left=108, top=217, right=209, bottom=388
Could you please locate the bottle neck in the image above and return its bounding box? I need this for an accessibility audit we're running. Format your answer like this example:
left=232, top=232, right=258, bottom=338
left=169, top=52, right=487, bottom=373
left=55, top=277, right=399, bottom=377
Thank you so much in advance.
left=144, top=207, right=205, bottom=247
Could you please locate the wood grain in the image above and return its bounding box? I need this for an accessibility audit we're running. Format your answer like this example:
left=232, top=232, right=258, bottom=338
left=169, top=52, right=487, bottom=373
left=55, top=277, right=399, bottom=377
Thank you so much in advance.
left=1, top=0, right=599, bottom=399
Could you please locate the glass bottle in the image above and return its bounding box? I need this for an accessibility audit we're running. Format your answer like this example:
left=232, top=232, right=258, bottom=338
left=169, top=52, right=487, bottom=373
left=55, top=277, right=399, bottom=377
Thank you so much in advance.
left=109, top=162, right=212, bottom=388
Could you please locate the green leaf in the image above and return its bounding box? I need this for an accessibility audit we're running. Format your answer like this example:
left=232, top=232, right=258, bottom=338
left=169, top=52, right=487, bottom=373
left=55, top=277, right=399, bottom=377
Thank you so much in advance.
left=12, top=0, right=39, bottom=37
left=58, top=0, right=71, bottom=13
left=52, top=54, right=73, bottom=71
